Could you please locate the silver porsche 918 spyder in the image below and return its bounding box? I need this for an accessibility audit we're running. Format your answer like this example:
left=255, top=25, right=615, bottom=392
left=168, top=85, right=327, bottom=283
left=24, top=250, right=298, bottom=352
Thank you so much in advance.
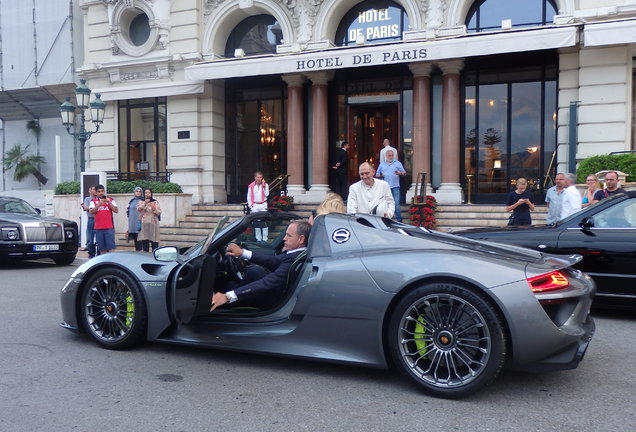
left=60, top=211, right=595, bottom=398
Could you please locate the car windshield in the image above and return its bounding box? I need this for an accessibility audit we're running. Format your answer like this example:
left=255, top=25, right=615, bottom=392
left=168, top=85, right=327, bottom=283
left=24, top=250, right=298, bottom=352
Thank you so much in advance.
left=0, top=197, right=38, bottom=215
left=181, top=216, right=241, bottom=257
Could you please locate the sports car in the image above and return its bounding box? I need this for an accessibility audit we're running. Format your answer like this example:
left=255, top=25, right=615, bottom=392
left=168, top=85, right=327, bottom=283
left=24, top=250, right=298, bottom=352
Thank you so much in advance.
left=60, top=211, right=595, bottom=398
left=1, top=196, right=78, bottom=265
left=456, top=191, right=636, bottom=310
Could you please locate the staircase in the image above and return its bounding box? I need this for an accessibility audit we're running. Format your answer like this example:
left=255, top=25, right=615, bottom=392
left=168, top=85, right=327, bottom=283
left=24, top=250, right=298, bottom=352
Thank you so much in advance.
left=436, top=204, right=548, bottom=233
left=158, top=203, right=315, bottom=249
left=154, top=203, right=547, bottom=249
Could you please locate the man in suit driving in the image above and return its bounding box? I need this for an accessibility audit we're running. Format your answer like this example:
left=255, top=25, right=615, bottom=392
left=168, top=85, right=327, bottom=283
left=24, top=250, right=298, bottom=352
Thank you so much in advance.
left=210, top=220, right=311, bottom=311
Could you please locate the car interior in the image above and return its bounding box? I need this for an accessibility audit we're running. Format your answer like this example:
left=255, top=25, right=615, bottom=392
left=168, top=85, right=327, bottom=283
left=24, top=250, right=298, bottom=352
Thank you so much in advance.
left=178, top=213, right=317, bottom=321
left=590, top=200, right=636, bottom=228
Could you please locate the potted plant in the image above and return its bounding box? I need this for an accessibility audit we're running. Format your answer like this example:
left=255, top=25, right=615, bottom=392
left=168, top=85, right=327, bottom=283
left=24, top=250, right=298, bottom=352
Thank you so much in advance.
left=269, top=194, right=294, bottom=211
left=408, top=195, right=437, bottom=229
left=2, top=144, right=48, bottom=185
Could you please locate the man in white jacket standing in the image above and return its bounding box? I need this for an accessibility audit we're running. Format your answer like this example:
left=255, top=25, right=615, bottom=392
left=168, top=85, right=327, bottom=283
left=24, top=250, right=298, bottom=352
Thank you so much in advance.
left=347, top=162, right=395, bottom=218
left=560, top=173, right=582, bottom=221
left=247, top=171, right=269, bottom=242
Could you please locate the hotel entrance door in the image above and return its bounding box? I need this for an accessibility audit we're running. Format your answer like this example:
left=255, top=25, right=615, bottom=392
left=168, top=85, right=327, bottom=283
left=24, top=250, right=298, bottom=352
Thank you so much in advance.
left=348, top=104, right=398, bottom=183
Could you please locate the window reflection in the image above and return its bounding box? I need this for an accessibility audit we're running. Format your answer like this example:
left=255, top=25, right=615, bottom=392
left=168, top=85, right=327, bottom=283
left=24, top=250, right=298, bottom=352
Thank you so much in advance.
left=463, top=52, right=557, bottom=203
left=466, top=0, right=557, bottom=32
left=335, top=0, right=408, bottom=46
left=225, top=78, right=286, bottom=202
left=118, top=98, right=167, bottom=175
left=225, top=15, right=282, bottom=57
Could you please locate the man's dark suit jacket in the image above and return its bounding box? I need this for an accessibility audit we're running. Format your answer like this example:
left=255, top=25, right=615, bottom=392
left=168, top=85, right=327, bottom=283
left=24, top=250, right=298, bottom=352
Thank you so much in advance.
left=332, top=148, right=348, bottom=173
left=234, top=249, right=304, bottom=304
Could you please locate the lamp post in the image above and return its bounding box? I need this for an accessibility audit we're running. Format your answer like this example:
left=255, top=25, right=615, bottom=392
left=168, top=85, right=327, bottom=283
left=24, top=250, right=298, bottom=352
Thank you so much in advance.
left=60, top=79, right=106, bottom=173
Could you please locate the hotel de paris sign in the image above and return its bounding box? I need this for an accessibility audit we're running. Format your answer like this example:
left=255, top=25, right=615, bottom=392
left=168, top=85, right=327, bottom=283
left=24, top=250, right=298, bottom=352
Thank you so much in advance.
left=185, top=27, right=577, bottom=81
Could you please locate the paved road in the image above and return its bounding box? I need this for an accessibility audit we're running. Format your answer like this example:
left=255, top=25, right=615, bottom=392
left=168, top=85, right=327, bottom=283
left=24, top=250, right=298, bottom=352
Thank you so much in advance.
left=1, top=258, right=635, bottom=432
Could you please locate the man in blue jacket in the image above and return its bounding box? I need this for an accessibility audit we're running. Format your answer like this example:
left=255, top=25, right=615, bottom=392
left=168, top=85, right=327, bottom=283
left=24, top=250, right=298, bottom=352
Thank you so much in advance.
left=210, top=220, right=311, bottom=311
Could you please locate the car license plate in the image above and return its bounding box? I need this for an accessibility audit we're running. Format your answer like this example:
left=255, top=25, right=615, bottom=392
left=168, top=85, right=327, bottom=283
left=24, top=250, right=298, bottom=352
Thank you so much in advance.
left=33, top=244, right=59, bottom=251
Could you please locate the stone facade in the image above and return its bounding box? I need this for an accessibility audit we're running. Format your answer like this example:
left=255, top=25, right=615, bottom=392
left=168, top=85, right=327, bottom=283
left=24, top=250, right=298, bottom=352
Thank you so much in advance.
left=76, top=0, right=636, bottom=204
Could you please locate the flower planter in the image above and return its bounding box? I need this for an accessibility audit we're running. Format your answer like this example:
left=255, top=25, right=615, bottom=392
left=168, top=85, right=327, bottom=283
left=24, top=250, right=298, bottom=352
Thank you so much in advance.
left=408, top=195, right=437, bottom=229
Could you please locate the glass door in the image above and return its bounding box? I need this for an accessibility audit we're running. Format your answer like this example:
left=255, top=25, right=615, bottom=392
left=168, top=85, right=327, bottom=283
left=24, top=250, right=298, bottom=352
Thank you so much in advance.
left=348, top=104, right=398, bottom=183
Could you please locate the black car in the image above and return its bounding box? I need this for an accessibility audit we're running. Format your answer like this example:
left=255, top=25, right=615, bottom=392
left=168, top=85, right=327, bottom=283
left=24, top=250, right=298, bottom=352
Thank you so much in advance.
left=0, top=196, right=78, bottom=265
left=456, top=191, right=636, bottom=310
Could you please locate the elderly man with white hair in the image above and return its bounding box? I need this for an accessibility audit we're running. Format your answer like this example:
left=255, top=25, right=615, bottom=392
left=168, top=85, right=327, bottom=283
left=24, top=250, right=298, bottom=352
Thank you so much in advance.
left=560, top=173, right=582, bottom=221
left=347, top=162, right=395, bottom=218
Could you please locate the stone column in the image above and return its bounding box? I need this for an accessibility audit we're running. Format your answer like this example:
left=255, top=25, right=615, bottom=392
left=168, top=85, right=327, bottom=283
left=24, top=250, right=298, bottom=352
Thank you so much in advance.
left=282, top=74, right=306, bottom=197
left=437, top=59, right=464, bottom=204
left=304, top=71, right=333, bottom=203
left=407, top=62, right=433, bottom=203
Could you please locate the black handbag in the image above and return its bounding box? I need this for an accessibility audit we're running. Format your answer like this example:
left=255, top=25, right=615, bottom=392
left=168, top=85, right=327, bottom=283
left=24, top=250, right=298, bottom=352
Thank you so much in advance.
left=507, top=214, right=515, bottom=226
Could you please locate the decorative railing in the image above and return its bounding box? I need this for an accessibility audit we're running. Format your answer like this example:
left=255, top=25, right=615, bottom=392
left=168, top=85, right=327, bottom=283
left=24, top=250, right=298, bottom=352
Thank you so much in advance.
left=108, top=171, right=172, bottom=182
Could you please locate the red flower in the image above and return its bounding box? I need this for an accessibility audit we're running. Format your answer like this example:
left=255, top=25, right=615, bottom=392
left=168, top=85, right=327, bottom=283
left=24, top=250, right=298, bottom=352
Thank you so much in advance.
left=408, top=195, right=437, bottom=229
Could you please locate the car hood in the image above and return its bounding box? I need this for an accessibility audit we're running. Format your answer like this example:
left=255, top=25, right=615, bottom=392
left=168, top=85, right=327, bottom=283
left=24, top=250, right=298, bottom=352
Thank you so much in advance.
left=0, top=212, right=72, bottom=224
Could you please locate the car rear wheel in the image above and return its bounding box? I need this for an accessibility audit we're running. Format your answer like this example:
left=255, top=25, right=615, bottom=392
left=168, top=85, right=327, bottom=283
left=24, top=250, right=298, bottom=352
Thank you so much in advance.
left=81, top=268, right=147, bottom=350
left=388, top=282, right=506, bottom=398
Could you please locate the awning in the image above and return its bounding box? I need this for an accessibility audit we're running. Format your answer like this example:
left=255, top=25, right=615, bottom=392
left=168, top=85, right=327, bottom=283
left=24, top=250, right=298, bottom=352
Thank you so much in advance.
left=185, top=25, right=579, bottom=81
left=92, top=80, right=205, bottom=101
left=0, top=83, right=76, bottom=121
left=584, top=19, right=636, bottom=47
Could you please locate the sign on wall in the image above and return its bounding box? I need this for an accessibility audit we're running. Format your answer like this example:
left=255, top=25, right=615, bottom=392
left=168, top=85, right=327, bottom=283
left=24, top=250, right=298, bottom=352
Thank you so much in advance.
left=338, top=3, right=408, bottom=45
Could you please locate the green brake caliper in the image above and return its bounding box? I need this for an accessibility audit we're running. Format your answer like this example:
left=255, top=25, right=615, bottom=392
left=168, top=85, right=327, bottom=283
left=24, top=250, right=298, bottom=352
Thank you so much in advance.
left=125, top=295, right=134, bottom=328
left=414, top=316, right=428, bottom=356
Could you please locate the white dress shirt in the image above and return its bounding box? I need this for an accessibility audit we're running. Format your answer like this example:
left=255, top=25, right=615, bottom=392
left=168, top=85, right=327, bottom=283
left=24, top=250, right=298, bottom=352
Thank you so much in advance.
left=560, top=185, right=582, bottom=220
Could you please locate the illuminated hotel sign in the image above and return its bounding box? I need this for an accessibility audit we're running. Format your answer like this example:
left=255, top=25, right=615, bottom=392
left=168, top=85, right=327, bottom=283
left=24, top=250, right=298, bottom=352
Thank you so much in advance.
left=347, top=8, right=401, bottom=43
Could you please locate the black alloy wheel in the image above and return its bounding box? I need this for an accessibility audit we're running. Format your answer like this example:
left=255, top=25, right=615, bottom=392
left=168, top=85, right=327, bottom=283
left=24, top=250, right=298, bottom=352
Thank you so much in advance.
left=81, top=268, right=147, bottom=349
left=388, top=282, right=506, bottom=398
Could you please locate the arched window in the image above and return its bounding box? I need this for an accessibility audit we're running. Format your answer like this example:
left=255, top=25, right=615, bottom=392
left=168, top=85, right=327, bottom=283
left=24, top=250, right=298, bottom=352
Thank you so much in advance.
left=225, top=15, right=283, bottom=57
left=466, top=0, right=558, bottom=32
left=335, top=0, right=409, bottom=46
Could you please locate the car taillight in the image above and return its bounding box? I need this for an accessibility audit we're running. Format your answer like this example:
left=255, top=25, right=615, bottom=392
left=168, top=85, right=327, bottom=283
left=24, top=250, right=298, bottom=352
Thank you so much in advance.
left=527, top=271, right=570, bottom=293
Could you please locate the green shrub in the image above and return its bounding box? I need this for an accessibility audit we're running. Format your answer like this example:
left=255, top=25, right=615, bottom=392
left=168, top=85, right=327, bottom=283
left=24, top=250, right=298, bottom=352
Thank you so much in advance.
left=105, top=180, right=183, bottom=194
left=54, top=180, right=183, bottom=195
left=55, top=181, right=80, bottom=195
left=577, top=154, right=636, bottom=183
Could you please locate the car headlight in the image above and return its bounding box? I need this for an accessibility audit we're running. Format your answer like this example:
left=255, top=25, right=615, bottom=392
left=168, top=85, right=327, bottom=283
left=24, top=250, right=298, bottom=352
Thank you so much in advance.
left=65, top=229, right=75, bottom=239
left=2, top=227, right=20, bottom=241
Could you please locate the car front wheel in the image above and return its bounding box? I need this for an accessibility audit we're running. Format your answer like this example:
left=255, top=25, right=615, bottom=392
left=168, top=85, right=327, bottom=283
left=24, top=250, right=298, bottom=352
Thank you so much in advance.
left=388, top=282, right=506, bottom=398
left=81, top=268, right=147, bottom=350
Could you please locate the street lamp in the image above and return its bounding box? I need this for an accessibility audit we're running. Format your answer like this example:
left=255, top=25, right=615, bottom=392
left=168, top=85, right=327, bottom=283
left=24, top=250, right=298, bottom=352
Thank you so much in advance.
left=60, top=79, right=106, bottom=173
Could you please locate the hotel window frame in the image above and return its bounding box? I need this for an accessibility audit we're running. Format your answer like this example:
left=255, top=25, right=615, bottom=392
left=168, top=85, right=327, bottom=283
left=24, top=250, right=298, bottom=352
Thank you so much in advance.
left=225, top=77, right=287, bottom=203
left=118, top=97, right=167, bottom=177
left=466, top=0, right=558, bottom=32
left=462, top=51, right=558, bottom=204
left=335, top=0, right=409, bottom=46
left=224, top=15, right=283, bottom=57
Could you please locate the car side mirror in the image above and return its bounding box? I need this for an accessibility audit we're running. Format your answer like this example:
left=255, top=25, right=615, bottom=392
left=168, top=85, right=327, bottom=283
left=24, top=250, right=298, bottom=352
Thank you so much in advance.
left=154, top=246, right=178, bottom=262
left=579, top=217, right=593, bottom=230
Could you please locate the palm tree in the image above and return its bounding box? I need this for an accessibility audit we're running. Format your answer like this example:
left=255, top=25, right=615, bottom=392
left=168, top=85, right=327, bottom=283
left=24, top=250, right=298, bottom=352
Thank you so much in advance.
left=2, top=144, right=48, bottom=185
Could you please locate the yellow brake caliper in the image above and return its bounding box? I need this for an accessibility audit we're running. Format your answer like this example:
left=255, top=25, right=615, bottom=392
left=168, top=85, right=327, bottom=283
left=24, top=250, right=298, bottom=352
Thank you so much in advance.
left=125, top=295, right=134, bottom=328
left=414, top=316, right=428, bottom=356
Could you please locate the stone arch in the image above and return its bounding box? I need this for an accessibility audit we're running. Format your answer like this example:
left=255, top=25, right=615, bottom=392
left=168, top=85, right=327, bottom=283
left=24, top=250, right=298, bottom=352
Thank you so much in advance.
left=314, top=0, right=422, bottom=43
left=447, top=0, right=572, bottom=27
left=203, top=0, right=295, bottom=56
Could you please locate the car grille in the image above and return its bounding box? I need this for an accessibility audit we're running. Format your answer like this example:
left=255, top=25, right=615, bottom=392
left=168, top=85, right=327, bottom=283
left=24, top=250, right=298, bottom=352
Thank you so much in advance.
left=24, top=223, right=63, bottom=243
